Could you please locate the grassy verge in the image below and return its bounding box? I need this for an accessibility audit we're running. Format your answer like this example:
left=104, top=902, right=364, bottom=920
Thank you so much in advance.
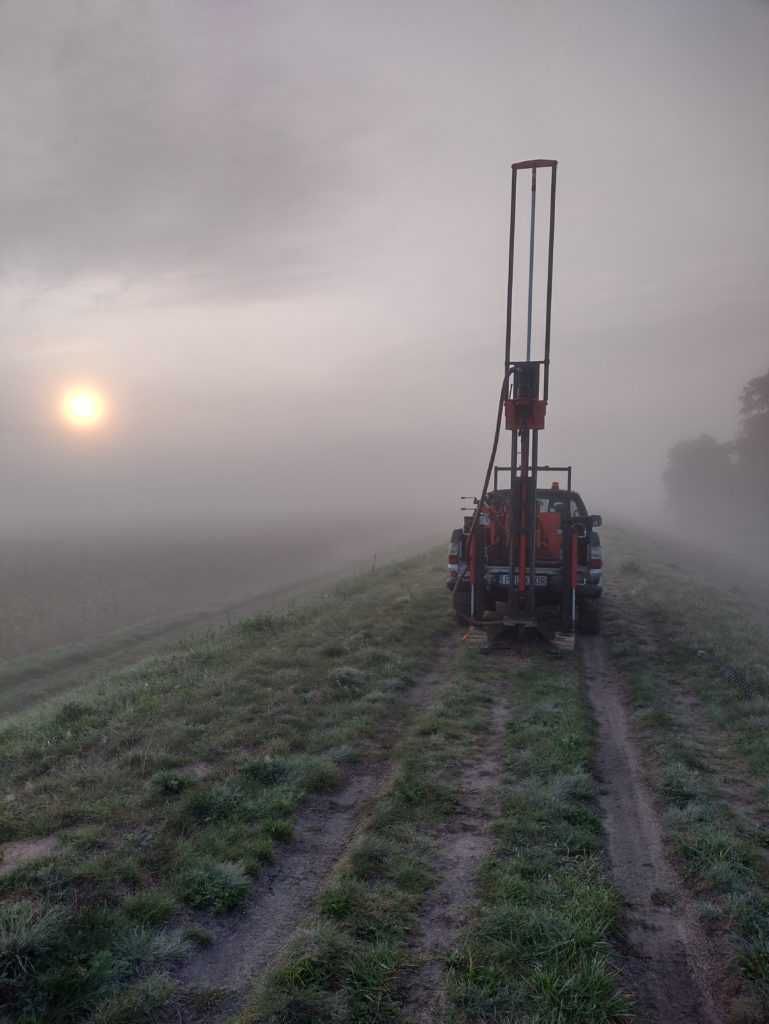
left=0, top=552, right=446, bottom=1024
left=604, top=525, right=769, bottom=1016
left=603, top=524, right=769, bottom=704
left=0, top=569, right=347, bottom=721
left=244, top=650, right=629, bottom=1024
left=239, top=643, right=497, bottom=1024
left=447, top=657, right=630, bottom=1024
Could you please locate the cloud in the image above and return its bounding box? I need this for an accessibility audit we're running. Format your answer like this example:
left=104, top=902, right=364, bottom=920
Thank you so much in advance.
left=0, top=1, right=373, bottom=296
left=0, top=0, right=767, bottom=536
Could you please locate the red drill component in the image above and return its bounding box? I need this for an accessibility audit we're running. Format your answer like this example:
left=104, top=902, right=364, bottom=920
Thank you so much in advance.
left=449, top=159, right=604, bottom=645
left=504, top=397, right=547, bottom=431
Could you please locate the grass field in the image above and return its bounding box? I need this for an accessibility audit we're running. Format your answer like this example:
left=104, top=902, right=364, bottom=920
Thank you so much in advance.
left=243, top=651, right=628, bottom=1024
left=446, top=657, right=629, bottom=1024
left=2, top=529, right=769, bottom=1023
left=604, top=525, right=769, bottom=1020
left=0, top=525, right=412, bottom=662
left=0, top=554, right=444, bottom=1022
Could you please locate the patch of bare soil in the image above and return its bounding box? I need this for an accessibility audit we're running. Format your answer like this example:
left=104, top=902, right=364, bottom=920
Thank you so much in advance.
left=582, top=636, right=724, bottom=1024
left=176, top=641, right=454, bottom=1018
left=399, top=697, right=509, bottom=1023
left=178, top=761, right=213, bottom=781
left=0, top=835, right=59, bottom=878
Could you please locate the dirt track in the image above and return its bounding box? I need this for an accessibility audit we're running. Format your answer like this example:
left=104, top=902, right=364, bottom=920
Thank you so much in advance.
left=82, top=600, right=756, bottom=1021
left=400, top=697, right=510, bottom=1022
left=582, top=635, right=722, bottom=1024
left=174, top=640, right=516, bottom=1023
left=177, top=632, right=737, bottom=1023
left=175, top=648, right=450, bottom=1019
left=178, top=766, right=389, bottom=1000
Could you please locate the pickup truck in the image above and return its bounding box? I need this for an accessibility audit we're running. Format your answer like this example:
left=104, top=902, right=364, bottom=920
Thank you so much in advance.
left=447, top=485, right=603, bottom=633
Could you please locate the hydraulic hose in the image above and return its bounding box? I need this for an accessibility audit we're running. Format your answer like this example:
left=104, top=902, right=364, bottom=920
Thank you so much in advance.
left=453, top=368, right=511, bottom=605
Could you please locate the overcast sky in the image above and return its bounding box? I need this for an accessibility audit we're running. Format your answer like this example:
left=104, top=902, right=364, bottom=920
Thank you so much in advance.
left=1, top=0, right=767, bottom=535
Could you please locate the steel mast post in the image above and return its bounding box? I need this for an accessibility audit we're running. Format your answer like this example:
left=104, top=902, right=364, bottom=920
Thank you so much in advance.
left=506, top=168, right=518, bottom=613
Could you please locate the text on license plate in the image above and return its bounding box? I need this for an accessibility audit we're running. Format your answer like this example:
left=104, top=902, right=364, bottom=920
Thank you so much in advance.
left=498, top=574, right=548, bottom=586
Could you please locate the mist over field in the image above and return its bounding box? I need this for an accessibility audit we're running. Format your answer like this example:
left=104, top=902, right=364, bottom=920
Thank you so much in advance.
left=4, top=9, right=769, bottom=1024
left=0, top=521, right=429, bottom=659
left=1, top=0, right=768, bottom=653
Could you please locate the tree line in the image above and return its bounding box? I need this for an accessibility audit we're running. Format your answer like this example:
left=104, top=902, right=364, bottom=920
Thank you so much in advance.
left=664, top=368, right=769, bottom=549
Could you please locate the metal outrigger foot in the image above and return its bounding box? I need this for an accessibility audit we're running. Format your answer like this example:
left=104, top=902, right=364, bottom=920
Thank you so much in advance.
left=471, top=616, right=551, bottom=655
left=549, top=630, right=576, bottom=654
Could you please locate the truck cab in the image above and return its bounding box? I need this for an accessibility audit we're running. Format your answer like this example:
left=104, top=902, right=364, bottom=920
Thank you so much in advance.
left=447, top=485, right=603, bottom=633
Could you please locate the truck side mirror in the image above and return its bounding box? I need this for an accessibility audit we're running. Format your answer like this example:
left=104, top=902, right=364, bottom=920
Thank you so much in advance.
left=590, top=515, right=602, bottom=528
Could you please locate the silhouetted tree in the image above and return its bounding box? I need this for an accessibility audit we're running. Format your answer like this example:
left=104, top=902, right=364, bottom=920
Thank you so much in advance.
left=735, top=368, right=769, bottom=527
left=663, top=434, right=734, bottom=522
left=736, top=368, right=769, bottom=472
left=664, top=368, right=768, bottom=547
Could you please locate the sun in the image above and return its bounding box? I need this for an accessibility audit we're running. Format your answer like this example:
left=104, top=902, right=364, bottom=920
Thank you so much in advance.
left=61, top=388, right=108, bottom=429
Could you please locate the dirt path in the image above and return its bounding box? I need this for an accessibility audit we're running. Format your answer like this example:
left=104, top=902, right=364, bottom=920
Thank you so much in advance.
left=176, top=644, right=452, bottom=1019
left=582, top=636, right=722, bottom=1024
left=399, top=696, right=509, bottom=1023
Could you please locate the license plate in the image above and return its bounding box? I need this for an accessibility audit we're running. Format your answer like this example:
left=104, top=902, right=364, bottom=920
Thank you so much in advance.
left=498, top=574, right=548, bottom=587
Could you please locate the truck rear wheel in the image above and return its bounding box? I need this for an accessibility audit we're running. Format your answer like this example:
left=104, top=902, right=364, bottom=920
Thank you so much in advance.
left=453, top=586, right=472, bottom=625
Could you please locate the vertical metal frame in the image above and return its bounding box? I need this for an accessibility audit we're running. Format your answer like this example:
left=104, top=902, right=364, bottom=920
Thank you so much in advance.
left=503, top=159, right=558, bottom=617
left=543, top=164, right=557, bottom=402
left=504, top=159, right=557, bottom=385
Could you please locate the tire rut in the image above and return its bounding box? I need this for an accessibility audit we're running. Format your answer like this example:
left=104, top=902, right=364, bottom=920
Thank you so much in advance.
left=175, top=640, right=454, bottom=1019
left=399, top=696, right=509, bottom=1023
left=176, top=766, right=388, bottom=1001
left=582, top=635, right=723, bottom=1024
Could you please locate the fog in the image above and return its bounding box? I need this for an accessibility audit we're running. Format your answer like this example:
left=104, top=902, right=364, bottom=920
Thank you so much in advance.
left=1, top=1, right=768, bottom=650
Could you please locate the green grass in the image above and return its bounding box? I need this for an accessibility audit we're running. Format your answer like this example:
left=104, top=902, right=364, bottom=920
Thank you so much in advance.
left=0, top=552, right=448, bottom=1023
left=604, top=524, right=769, bottom=724
left=239, top=644, right=496, bottom=1024
left=447, top=658, right=630, bottom=1024
left=604, top=524, right=769, bottom=1015
left=241, top=651, right=629, bottom=1024
left=0, top=541, right=639, bottom=1022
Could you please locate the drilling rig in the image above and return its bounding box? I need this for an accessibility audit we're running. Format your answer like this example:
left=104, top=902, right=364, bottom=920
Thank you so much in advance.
left=447, top=160, right=603, bottom=650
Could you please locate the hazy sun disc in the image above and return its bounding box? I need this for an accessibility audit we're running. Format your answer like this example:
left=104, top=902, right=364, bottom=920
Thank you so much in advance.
left=61, top=388, right=107, bottom=429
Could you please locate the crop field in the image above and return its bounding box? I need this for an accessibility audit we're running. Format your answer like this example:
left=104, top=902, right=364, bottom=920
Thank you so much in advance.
left=1, top=530, right=769, bottom=1023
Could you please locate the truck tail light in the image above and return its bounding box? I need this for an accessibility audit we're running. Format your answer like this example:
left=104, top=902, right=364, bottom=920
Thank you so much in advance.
left=590, top=557, right=602, bottom=569
left=448, top=554, right=458, bottom=566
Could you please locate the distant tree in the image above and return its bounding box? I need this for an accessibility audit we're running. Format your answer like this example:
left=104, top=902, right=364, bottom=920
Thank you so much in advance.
left=663, top=369, right=768, bottom=545
left=734, top=368, right=769, bottom=530
left=736, top=368, right=769, bottom=472
left=663, top=434, right=735, bottom=531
